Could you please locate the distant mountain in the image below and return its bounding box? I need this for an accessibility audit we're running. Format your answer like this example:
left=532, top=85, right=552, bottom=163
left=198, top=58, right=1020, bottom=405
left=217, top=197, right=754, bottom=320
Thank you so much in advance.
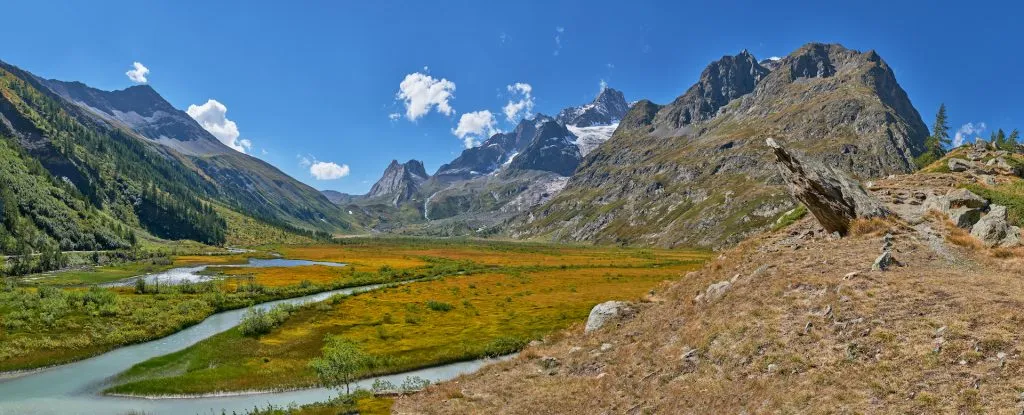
left=367, top=159, right=429, bottom=206
left=515, top=43, right=928, bottom=248
left=556, top=87, right=630, bottom=127
left=434, top=115, right=552, bottom=180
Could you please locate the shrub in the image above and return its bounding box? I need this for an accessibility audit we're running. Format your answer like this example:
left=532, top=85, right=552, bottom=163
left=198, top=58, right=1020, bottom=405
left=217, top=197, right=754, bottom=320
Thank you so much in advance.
left=426, top=300, right=453, bottom=312
left=481, top=336, right=528, bottom=357
left=239, top=304, right=295, bottom=336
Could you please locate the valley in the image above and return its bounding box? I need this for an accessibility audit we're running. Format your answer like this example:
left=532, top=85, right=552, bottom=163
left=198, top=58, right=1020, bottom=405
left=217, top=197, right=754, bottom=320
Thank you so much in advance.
left=0, top=2, right=1019, bottom=411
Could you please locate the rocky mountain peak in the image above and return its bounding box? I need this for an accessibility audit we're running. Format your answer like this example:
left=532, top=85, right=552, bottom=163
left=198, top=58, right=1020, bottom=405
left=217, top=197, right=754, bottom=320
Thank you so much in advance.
left=368, top=159, right=429, bottom=206
left=508, top=119, right=581, bottom=176
left=653, top=50, right=769, bottom=130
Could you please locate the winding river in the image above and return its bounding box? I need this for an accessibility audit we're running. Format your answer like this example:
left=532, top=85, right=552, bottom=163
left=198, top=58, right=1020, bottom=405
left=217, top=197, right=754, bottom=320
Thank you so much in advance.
left=0, top=275, right=506, bottom=414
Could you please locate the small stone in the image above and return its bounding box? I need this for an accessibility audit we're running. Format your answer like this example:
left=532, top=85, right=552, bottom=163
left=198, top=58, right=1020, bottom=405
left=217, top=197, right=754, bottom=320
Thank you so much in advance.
left=599, top=343, right=613, bottom=352
left=872, top=251, right=894, bottom=271
left=538, top=356, right=560, bottom=369
left=767, top=363, right=778, bottom=373
left=843, top=271, right=859, bottom=280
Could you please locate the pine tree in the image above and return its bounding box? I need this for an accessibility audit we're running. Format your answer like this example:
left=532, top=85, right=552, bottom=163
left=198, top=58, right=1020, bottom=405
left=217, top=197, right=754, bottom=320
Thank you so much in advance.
left=931, top=104, right=951, bottom=152
left=1008, top=129, right=1020, bottom=152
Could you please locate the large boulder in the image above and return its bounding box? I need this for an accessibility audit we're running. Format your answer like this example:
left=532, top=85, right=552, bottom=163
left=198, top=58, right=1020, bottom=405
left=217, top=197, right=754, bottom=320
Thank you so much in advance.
left=971, top=205, right=1022, bottom=247
left=585, top=301, right=636, bottom=333
left=924, top=188, right=987, bottom=228
left=948, top=158, right=973, bottom=173
left=767, top=138, right=890, bottom=235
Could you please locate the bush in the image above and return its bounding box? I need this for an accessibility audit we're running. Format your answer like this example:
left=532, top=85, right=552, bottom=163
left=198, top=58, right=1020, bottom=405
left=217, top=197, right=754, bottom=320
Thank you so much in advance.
left=481, top=336, right=528, bottom=357
left=426, top=300, right=453, bottom=312
left=239, top=303, right=296, bottom=336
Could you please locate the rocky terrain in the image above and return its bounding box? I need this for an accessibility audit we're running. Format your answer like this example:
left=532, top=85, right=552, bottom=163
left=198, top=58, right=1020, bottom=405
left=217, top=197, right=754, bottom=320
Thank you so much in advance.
left=513, top=43, right=928, bottom=249
left=395, top=142, right=1024, bottom=414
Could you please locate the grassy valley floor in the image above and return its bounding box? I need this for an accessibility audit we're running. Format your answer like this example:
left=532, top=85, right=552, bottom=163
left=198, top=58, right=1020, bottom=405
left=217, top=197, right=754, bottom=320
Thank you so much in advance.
left=103, top=241, right=708, bottom=395
left=0, top=245, right=476, bottom=372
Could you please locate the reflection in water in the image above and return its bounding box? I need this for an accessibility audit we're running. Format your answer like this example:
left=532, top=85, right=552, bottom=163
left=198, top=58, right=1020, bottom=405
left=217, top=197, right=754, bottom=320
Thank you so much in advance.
left=103, top=258, right=347, bottom=287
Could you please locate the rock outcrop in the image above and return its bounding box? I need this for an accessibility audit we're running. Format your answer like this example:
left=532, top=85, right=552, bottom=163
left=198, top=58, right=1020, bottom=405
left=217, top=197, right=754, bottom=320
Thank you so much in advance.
left=767, top=138, right=890, bottom=235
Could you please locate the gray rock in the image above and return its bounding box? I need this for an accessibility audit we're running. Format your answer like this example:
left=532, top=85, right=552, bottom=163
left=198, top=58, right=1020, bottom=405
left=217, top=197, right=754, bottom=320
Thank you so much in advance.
left=698, top=280, right=733, bottom=303
left=987, top=157, right=1022, bottom=176
left=948, top=158, right=973, bottom=172
left=767, top=138, right=890, bottom=235
left=946, top=188, right=989, bottom=209
left=970, top=205, right=1022, bottom=247
left=872, top=251, right=894, bottom=271
left=584, top=301, right=636, bottom=333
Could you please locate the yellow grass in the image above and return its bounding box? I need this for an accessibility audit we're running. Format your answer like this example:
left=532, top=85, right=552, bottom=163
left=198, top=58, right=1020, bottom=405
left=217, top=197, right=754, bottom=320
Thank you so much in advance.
left=105, top=242, right=708, bottom=395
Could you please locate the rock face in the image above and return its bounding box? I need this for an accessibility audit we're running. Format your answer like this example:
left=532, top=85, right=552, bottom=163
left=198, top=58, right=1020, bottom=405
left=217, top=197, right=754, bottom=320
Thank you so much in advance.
left=556, top=87, right=630, bottom=127
left=584, top=301, right=635, bottom=333
left=767, top=138, right=890, bottom=235
left=507, top=121, right=581, bottom=176
left=653, top=50, right=769, bottom=131
left=367, top=160, right=429, bottom=206
left=515, top=43, right=928, bottom=248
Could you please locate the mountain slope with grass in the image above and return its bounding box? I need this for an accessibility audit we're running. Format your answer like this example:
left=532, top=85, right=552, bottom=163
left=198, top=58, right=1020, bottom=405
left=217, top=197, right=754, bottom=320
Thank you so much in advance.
left=514, top=43, right=928, bottom=248
left=0, top=59, right=353, bottom=261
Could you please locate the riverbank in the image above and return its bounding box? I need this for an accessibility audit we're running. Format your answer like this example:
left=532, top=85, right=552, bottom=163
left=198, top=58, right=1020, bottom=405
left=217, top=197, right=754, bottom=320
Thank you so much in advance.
left=0, top=255, right=459, bottom=372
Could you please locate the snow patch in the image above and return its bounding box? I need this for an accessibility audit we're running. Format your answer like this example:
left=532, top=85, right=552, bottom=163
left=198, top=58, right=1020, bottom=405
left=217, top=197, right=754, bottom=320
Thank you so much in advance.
left=568, top=123, right=618, bottom=156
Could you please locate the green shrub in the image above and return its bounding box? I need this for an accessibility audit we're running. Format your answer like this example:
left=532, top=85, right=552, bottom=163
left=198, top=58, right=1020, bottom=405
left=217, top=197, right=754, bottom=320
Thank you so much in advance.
left=425, top=300, right=453, bottom=312
left=481, top=336, right=528, bottom=357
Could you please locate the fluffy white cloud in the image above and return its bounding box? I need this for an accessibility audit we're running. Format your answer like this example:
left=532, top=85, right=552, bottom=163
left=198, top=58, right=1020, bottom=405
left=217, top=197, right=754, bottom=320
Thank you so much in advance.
left=599, top=79, right=608, bottom=93
left=554, top=27, right=564, bottom=56
left=388, top=113, right=401, bottom=121
left=186, top=99, right=252, bottom=153
left=452, top=110, right=499, bottom=148
left=954, top=122, right=987, bottom=147
left=502, top=83, right=534, bottom=122
left=396, top=72, right=456, bottom=121
left=125, top=62, right=149, bottom=83
left=310, top=161, right=350, bottom=180
left=298, top=154, right=312, bottom=167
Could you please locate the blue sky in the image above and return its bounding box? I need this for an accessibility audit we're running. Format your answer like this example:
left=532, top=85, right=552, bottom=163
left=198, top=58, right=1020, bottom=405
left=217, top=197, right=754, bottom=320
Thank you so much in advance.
left=1, top=0, right=1021, bottom=193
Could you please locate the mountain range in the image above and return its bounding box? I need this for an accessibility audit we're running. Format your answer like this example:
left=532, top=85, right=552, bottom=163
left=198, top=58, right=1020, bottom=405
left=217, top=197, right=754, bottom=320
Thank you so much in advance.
left=0, top=41, right=928, bottom=253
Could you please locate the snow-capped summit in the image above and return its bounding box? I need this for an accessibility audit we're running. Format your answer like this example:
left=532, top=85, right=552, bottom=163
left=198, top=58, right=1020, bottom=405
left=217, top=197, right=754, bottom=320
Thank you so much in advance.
left=556, top=87, right=629, bottom=128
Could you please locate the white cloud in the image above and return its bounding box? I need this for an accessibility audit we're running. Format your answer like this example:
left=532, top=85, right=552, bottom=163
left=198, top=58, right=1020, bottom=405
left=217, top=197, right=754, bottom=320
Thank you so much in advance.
left=502, top=82, right=534, bottom=122
left=125, top=62, right=149, bottom=83
left=310, top=161, right=350, bottom=180
left=606, top=63, right=615, bottom=69
left=453, top=110, right=499, bottom=148
left=554, top=27, right=564, bottom=56
left=298, top=154, right=312, bottom=167
left=395, top=72, right=456, bottom=121
left=599, top=79, right=608, bottom=93
left=499, top=32, right=508, bottom=44
left=186, top=99, right=252, bottom=153
left=954, top=122, right=987, bottom=147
